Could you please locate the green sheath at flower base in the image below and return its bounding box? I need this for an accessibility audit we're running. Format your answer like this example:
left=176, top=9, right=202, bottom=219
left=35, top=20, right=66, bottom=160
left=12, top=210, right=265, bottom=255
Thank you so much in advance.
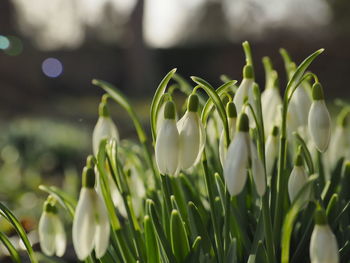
left=237, top=113, right=249, bottom=132
left=82, top=167, right=95, bottom=188
left=164, top=101, right=176, bottom=120
left=98, top=101, right=110, bottom=117
left=187, top=94, right=199, bottom=112
left=226, top=101, right=237, bottom=118
left=312, top=82, right=324, bottom=101
left=86, top=155, right=96, bottom=168
left=294, top=151, right=303, bottom=167
left=43, top=201, right=58, bottom=214
left=243, top=64, right=254, bottom=79
left=314, top=207, right=327, bottom=225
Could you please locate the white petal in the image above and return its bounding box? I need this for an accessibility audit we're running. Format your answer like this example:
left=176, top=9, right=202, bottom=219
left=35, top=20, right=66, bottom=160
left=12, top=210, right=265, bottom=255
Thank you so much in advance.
left=38, top=212, right=56, bottom=256
left=155, top=119, right=180, bottom=175
left=249, top=139, right=266, bottom=196
left=219, top=118, right=236, bottom=167
left=292, top=86, right=311, bottom=127
left=223, top=132, right=249, bottom=196
left=92, top=117, right=120, bottom=156
left=233, top=79, right=254, bottom=113
left=288, top=166, right=309, bottom=203
left=94, top=194, right=110, bottom=258
left=193, top=114, right=207, bottom=166
left=265, top=135, right=278, bottom=177
left=178, top=112, right=201, bottom=169
left=310, top=225, right=339, bottom=263
left=308, top=101, right=331, bottom=152
left=261, top=88, right=282, bottom=135
left=53, top=215, right=66, bottom=257
left=73, top=188, right=97, bottom=260
left=329, top=127, right=347, bottom=167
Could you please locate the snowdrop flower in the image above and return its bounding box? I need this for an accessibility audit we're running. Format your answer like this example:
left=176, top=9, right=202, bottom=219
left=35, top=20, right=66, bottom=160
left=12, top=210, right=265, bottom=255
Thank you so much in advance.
left=177, top=94, right=206, bottom=170
left=219, top=102, right=237, bottom=166
left=73, top=166, right=110, bottom=260
left=261, top=71, right=282, bottom=135
left=223, top=113, right=266, bottom=196
left=290, top=85, right=312, bottom=128
left=308, top=83, right=331, bottom=152
left=233, top=64, right=255, bottom=114
left=155, top=101, right=180, bottom=175
left=38, top=200, right=66, bottom=257
left=329, top=110, right=349, bottom=167
left=265, top=126, right=279, bottom=178
left=92, top=99, right=120, bottom=156
left=288, top=152, right=309, bottom=204
left=310, top=208, right=339, bottom=263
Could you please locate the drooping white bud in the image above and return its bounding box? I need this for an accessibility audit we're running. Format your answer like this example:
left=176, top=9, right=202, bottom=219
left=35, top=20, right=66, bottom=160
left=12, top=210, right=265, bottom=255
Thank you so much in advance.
left=233, top=65, right=255, bottom=114
left=310, top=208, right=339, bottom=263
left=219, top=102, right=237, bottom=166
left=329, top=111, right=349, bottom=167
left=308, top=83, right=331, bottom=152
left=265, top=126, right=279, bottom=179
left=38, top=202, right=66, bottom=257
left=261, top=73, right=282, bottom=135
left=224, top=113, right=249, bottom=196
left=290, top=85, right=312, bottom=127
left=288, top=153, right=309, bottom=204
left=177, top=94, right=206, bottom=170
left=92, top=101, right=119, bottom=156
left=155, top=101, right=180, bottom=175
left=73, top=167, right=110, bottom=260
left=249, top=138, right=266, bottom=196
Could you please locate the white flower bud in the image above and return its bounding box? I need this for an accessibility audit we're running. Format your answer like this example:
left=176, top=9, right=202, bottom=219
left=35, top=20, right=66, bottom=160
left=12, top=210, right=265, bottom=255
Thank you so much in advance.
left=261, top=87, right=282, bottom=136
left=219, top=117, right=236, bottom=167
left=308, top=83, right=331, bottom=152
left=38, top=203, right=66, bottom=257
left=265, top=126, right=279, bottom=178
left=310, top=209, right=339, bottom=263
left=233, top=65, right=254, bottom=114
left=73, top=168, right=110, bottom=260
left=290, top=85, right=311, bottom=127
left=92, top=101, right=119, bottom=156
left=249, top=138, right=266, bottom=196
left=288, top=154, right=309, bottom=204
left=155, top=101, right=180, bottom=175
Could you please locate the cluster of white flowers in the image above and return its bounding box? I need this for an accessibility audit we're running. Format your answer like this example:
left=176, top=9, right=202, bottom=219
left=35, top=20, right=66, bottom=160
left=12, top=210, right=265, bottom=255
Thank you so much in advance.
left=155, top=94, right=206, bottom=175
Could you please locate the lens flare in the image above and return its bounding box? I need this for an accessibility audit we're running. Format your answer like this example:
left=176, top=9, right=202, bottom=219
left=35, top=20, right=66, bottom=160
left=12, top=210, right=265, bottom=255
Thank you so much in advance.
left=4, top=36, right=23, bottom=56
left=0, top=35, right=10, bottom=50
left=42, top=58, right=63, bottom=78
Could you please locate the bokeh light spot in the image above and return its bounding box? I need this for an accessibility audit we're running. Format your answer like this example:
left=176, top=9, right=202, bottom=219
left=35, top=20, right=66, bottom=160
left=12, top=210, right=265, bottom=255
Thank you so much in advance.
left=41, top=58, right=63, bottom=78
left=0, top=35, right=10, bottom=50
left=4, top=36, right=23, bottom=56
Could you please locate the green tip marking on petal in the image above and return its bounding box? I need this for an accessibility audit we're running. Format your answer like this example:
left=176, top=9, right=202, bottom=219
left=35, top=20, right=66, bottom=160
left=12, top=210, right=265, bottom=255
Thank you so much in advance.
left=187, top=94, right=199, bottom=112
left=314, top=206, right=328, bottom=225
left=164, top=101, right=176, bottom=120
left=312, top=82, right=324, bottom=100
left=271, top=126, right=279, bottom=137
left=82, top=166, right=96, bottom=188
left=226, top=101, right=237, bottom=118
left=237, top=113, right=249, bottom=132
left=43, top=201, right=58, bottom=214
left=243, top=64, right=254, bottom=79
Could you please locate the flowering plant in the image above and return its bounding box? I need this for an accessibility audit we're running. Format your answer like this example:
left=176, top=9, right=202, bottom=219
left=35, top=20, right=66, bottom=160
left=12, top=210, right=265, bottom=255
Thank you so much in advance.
left=1, top=42, right=349, bottom=263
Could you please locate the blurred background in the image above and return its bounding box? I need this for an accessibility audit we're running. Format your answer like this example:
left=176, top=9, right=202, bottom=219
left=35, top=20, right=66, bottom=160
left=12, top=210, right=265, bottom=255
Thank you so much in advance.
left=0, top=0, right=350, bottom=260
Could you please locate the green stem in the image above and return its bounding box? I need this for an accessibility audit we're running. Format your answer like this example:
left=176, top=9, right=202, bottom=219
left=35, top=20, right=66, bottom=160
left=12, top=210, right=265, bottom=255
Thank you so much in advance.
left=202, top=152, right=223, bottom=262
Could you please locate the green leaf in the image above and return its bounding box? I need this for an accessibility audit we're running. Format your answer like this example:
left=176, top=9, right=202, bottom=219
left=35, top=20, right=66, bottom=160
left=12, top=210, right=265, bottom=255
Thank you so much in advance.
left=150, top=68, right=177, bottom=143
left=0, top=231, right=21, bottom=263
left=0, top=203, right=38, bottom=263
left=144, top=215, right=160, bottom=263
left=293, top=132, right=315, bottom=174
left=281, top=174, right=318, bottom=263
left=171, top=209, right=190, bottom=262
